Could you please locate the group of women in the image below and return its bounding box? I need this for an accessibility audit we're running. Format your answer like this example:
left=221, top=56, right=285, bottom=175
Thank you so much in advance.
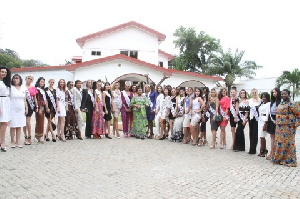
left=0, top=66, right=299, bottom=167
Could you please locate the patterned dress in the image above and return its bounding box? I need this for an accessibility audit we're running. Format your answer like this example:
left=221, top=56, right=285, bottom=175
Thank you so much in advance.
left=64, top=90, right=80, bottom=138
left=130, top=95, right=149, bottom=137
left=271, top=101, right=300, bottom=167
left=171, top=96, right=184, bottom=142
left=92, top=90, right=105, bottom=136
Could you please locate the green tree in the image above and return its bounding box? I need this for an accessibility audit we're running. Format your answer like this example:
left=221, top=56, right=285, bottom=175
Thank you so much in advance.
left=207, top=48, right=262, bottom=92
left=173, top=26, right=220, bottom=73
left=22, top=59, right=49, bottom=67
left=0, top=49, right=23, bottom=68
left=276, top=68, right=300, bottom=100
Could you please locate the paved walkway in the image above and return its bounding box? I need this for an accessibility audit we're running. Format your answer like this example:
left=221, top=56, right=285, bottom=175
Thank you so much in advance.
left=0, top=121, right=300, bottom=199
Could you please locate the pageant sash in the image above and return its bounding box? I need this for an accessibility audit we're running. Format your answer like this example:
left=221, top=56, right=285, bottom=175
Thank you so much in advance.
left=37, top=87, right=47, bottom=103
left=144, top=92, right=153, bottom=110
left=122, top=90, right=131, bottom=107
left=251, top=106, right=259, bottom=121
left=25, top=89, right=35, bottom=111
left=88, top=90, right=95, bottom=107
left=95, top=89, right=103, bottom=103
left=46, top=89, right=57, bottom=112
left=103, top=91, right=111, bottom=105
left=67, top=90, right=75, bottom=110
left=220, top=106, right=229, bottom=120
left=230, top=102, right=239, bottom=121
left=114, top=90, right=122, bottom=109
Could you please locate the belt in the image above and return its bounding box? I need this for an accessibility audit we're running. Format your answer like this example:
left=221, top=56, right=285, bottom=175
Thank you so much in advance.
left=0, top=96, right=7, bottom=97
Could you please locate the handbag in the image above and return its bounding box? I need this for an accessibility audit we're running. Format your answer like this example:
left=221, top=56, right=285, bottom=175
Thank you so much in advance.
left=216, top=115, right=222, bottom=122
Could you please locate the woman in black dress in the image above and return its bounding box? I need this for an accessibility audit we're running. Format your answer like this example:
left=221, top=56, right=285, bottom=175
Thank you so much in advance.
left=199, top=87, right=209, bottom=146
left=233, top=89, right=250, bottom=152
left=168, top=88, right=177, bottom=138
left=44, top=78, right=56, bottom=142
left=81, top=80, right=95, bottom=139
left=102, top=82, right=113, bottom=139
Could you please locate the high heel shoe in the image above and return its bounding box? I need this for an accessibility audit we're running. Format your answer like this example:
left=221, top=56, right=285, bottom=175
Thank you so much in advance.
left=203, top=139, right=208, bottom=146
left=28, top=136, right=32, bottom=145
left=198, top=139, right=203, bottom=147
left=158, top=135, right=166, bottom=140
left=44, top=135, right=50, bottom=142
left=1, top=147, right=7, bottom=152
left=210, top=143, right=215, bottom=149
left=105, top=134, right=112, bottom=139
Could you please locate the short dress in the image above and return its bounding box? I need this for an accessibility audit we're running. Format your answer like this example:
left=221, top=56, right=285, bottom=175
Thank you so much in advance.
left=112, top=90, right=121, bottom=118
left=160, top=96, right=171, bottom=120
left=183, top=96, right=191, bottom=128
left=0, top=81, right=10, bottom=122
left=25, top=86, right=37, bottom=117
left=9, top=86, right=26, bottom=127
left=209, top=100, right=219, bottom=131
left=45, top=87, right=56, bottom=119
left=56, top=88, right=66, bottom=117
left=266, top=102, right=277, bottom=134
left=219, top=96, right=230, bottom=127
left=169, top=96, right=176, bottom=120
left=191, top=97, right=201, bottom=127
left=230, top=98, right=239, bottom=127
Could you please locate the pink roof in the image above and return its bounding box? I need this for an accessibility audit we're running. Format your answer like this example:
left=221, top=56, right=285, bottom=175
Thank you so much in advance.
left=72, top=56, right=82, bottom=61
left=11, top=54, right=222, bottom=81
left=158, top=49, right=174, bottom=61
left=76, top=21, right=166, bottom=48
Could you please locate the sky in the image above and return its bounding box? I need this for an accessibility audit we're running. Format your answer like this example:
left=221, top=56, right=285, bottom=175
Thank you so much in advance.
left=0, top=0, right=299, bottom=79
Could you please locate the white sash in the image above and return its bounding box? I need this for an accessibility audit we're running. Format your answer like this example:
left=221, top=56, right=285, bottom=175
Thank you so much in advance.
left=67, top=90, right=75, bottom=110
left=230, top=101, right=239, bottom=121
left=122, top=90, right=130, bottom=107
left=25, top=89, right=35, bottom=110
left=251, top=106, right=259, bottom=121
left=270, top=114, right=276, bottom=124
left=220, top=106, right=229, bottom=119
left=88, top=90, right=95, bottom=107
left=170, top=96, right=176, bottom=115
left=46, top=89, right=57, bottom=112
left=114, top=90, right=122, bottom=109
left=95, top=89, right=103, bottom=104
left=144, top=92, right=153, bottom=110
left=103, top=91, right=111, bottom=105
left=239, top=111, right=246, bottom=121
left=209, top=105, right=216, bottom=116
left=37, top=87, right=47, bottom=103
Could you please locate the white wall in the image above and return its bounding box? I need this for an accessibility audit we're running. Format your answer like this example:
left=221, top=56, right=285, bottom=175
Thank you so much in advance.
left=12, top=69, right=75, bottom=87
left=82, top=27, right=159, bottom=65
left=158, top=54, right=169, bottom=69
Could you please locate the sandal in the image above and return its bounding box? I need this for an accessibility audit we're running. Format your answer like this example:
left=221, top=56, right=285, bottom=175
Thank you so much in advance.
left=198, top=139, right=203, bottom=147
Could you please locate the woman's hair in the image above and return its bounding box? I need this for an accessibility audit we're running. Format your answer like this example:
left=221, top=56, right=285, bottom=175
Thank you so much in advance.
left=130, top=84, right=137, bottom=92
left=210, top=88, right=217, bottom=97
left=202, top=87, right=209, bottom=101
left=112, top=81, right=120, bottom=91
left=218, top=87, right=227, bottom=100
left=163, top=87, right=171, bottom=97
left=11, top=74, right=22, bottom=86
left=260, top=92, right=270, bottom=102
left=281, top=89, right=291, bottom=102
left=48, top=78, right=55, bottom=83
left=92, top=81, right=97, bottom=91
left=125, top=81, right=131, bottom=87
left=104, top=82, right=111, bottom=94
left=57, top=79, right=66, bottom=91
left=195, top=87, right=203, bottom=98
left=75, top=80, right=81, bottom=87
left=251, top=88, right=259, bottom=99
left=156, top=85, right=162, bottom=93
left=35, top=77, right=45, bottom=89
left=239, top=89, right=247, bottom=99
left=0, top=66, right=11, bottom=88
left=67, top=81, right=73, bottom=87
left=271, top=87, right=281, bottom=106
left=25, top=74, right=34, bottom=81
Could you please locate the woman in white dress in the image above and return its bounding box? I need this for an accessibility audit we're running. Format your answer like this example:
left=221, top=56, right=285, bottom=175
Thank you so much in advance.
left=9, top=74, right=27, bottom=148
left=56, top=79, right=67, bottom=142
left=157, top=88, right=171, bottom=140
left=112, top=82, right=121, bottom=138
left=154, top=86, right=163, bottom=138
left=0, top=66, right=11, bottom=152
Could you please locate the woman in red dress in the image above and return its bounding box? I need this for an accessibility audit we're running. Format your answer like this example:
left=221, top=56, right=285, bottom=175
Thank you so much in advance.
left=218, top=88, right=231, bottom=149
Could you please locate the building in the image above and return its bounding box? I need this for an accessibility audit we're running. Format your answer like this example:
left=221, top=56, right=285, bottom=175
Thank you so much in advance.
left=11, top=21, right=222, bottom=88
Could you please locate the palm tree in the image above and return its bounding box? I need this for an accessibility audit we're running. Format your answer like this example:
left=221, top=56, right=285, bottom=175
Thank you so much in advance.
left=276, top=68, right=300, bottom=100
left=207, top=48, right=262, bottom=92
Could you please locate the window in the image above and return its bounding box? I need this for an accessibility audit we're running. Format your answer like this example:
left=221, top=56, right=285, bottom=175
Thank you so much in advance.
left=120, top=50, right=138, bottom=59
left=91, top=51, right=101, bottom=56
left=159, top=62, right=163, bottom=67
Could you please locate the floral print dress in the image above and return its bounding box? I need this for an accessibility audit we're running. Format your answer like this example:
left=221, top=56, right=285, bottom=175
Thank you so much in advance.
left=130, top=95, right=149, bottom=137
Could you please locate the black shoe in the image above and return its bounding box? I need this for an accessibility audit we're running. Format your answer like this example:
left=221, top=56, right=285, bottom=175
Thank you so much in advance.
left=105, top=134, right=112, bottom=139
left=85, top=136, right=91, bottom=139
left=1, top=147, right=7, bottom=152
left=141, top=136, right=145, bottom=140
left=52, top=138, right=56, bottom=142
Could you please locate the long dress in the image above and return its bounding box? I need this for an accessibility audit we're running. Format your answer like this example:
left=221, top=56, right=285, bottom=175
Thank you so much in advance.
left=130, top=95, right=149, bottom=137
left=266, top=102, right=278, bottom=134
left=112, top=90, right=121, bottom=118
left=82, top=89, right=94, bottom=138
left=169, top=96, right=176, bottom=120
left=120, top=90, right=133, bottom=135
left=56, top=88, right=66, bottom=117
left=233, top=101, right=250, bottom=151
left=35, top=87, right=47, bottom=139
left=92, top=90, right=105, bottom=136
left=248, top=98, right=261, bottom=154
left=25, top=86, right=37, bottom=117
left=9, top=86, right=25, bottom=127
left=64, top=89, right=80, bottom=138
left=171, top=96, right=184, bottom=142
left=0, top=81, right=10, bottom=122
left=103, top=91, right=112, bottom=121
left=271, top=101, right=300, bottom=167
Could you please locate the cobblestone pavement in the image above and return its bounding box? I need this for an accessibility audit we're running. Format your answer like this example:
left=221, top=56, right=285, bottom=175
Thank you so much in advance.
left=0, top=120, right=300, bottom=199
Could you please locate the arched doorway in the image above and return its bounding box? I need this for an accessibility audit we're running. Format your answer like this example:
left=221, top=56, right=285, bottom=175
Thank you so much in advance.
left=112, top=73, right=154, bottom=90
left=178, top=80, right=206, bottom=88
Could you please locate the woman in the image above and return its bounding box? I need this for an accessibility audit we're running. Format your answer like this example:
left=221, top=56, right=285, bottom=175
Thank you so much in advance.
left=121, top=81, right=133, bottom=138
left=218, top=87, right=231, bottom=149
left=144, top=83, right=158, bottom=139
left=44, top=79, right=56, bottom=142
left=130, top=87, right=149, bottom=139
left=199, top=87, right=209, bottom=146
left=0, top=66, right=11, bottom=152
left=271, top=89, right=299, bottom=167
left=64, top=81, right=80, bottom=139
left=9, top=74, right=27, bottom=148
left=131, top=85, right=138, bottom=96
left=208, top=88, right=219, bottom=149
left=257, top=92, right=270, bottom=157
left=92, top=80, right=105, bottom=138
left=157, top=88, right=171, bottom=140
left=233, top=89, right=250, bottom=152
left=171, top=88, right=185, bottom=142
left=266, top=87, right=281, bottom=160
left=190, top=88, right=205, bottom=146
left=35, top=77, right=50, bottom=143
left=56, top=79, right=67, bottom=142
left=248, top=88, right=261, bottom=154
left=154, top=86, right=163, bottom=138
left=103, top=82, right=113, bottom=139
left=229, top=88, right=239, bottom=150
left=23, top=75, right=38, bottom=145
left=112, top=82, right=121, bottom=138
left=168, top=88, right=177, bottom=139
left=182, top=87, right=193, bottom=144
left=81, top=80, right=94, bottom=139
